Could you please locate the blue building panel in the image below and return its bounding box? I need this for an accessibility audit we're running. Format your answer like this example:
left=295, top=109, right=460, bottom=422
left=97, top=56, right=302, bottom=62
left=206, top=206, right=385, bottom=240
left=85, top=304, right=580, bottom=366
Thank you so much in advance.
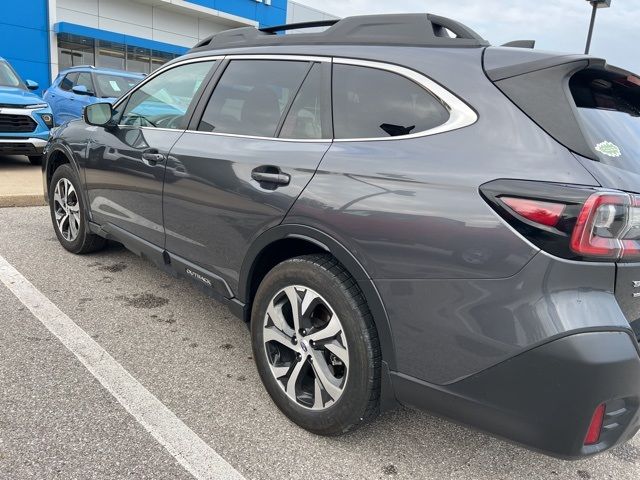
left=0, top=0, right=50, bottom=93
left=187, top=0, right=287, bottom=27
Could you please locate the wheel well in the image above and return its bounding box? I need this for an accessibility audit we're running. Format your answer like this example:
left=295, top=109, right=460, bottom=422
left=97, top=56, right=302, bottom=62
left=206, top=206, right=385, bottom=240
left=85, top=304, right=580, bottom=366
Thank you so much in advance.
left=245, top=238, right=326, bottom=322
left=47, top=150, right=71, bottom=188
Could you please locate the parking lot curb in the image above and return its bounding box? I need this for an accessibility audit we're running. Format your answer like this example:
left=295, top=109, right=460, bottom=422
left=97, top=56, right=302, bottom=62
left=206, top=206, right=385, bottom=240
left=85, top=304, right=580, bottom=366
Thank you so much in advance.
left=0, top=194, right=46, bottom=208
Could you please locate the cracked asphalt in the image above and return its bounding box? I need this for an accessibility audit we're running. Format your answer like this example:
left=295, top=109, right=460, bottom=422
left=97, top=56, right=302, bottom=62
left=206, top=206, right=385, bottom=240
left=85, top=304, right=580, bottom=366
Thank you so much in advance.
left=0, top=206, right=639, bottom=479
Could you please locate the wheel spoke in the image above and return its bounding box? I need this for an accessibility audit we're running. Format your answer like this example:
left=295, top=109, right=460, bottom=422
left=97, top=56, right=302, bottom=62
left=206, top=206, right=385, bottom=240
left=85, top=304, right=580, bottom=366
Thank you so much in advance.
left=270, top=364, right=291, bottom=380
left=300, top=289, right=320, bottom=316
left=283, top=286, right=301, bottom=333
left=310, top=350, right=343, bottom=401
left=69, top=213, right=79, bottom=239
left=53, top=191, right=63, bottom=207
left=313, top=377, right=324, bottom=409
left=307, top=314, right=342, bottom=343
left=266, top=303, right=294, bottom=337
left=285, top=359, right=305, bottom=397
left=324, top=340, right=349, bottom=368
left=263, top=326, right=294, bottom=349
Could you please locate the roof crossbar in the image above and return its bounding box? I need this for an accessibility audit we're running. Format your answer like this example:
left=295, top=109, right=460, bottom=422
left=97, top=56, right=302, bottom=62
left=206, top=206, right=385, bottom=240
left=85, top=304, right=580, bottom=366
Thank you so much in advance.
left=260, top=20, right=339, bottom=34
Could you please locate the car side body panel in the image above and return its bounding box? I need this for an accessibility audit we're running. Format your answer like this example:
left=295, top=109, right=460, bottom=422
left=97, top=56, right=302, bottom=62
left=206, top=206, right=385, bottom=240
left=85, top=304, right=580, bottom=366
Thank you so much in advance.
left=164, top=133, right=331, bottom=292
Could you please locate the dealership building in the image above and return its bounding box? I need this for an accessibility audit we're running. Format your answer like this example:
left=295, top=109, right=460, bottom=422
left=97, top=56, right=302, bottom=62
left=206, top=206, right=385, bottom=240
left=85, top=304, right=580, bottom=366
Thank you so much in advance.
left=0, top=0, right=335, bottom=91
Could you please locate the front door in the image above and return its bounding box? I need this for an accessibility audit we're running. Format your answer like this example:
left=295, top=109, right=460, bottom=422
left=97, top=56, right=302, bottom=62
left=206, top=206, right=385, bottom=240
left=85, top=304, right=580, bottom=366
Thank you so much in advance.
left=163, top=58, right=333, bottom=293
left=84, top=60, right=217, bottom=247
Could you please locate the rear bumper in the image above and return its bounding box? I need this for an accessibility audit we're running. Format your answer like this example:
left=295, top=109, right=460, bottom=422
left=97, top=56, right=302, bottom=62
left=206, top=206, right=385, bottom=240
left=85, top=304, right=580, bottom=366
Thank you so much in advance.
left=0, top=137, right=47, bottom=156
left=392, top=330, right=640, bottom=458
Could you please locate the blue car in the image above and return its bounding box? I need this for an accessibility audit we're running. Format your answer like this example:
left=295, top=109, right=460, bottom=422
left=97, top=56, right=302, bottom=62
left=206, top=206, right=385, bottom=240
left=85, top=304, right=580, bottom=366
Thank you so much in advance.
left=0, top=57, right=53, bottom=165
left=44, top=66, right=143, bottom=126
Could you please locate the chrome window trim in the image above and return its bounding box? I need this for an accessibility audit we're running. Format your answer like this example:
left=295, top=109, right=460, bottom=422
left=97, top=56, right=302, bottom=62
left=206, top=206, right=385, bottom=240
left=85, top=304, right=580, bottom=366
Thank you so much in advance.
left=332, top=57, right=478, bottom=142
left=224, top=54, right=332, bottom=63
left=113, top=54, right=477, bottom=142
left=182, top=129, right=332, bottom=143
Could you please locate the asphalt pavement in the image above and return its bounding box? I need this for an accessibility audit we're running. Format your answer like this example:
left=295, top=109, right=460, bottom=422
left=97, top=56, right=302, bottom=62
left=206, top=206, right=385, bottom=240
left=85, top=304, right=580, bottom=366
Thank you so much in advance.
left=0, top=206, right=639, bottom=480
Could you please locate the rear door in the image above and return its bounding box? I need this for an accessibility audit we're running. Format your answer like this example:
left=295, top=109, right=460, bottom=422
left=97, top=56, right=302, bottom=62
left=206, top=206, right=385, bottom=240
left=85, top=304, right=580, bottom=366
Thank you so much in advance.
left=163, top=56, right=332, bottom=294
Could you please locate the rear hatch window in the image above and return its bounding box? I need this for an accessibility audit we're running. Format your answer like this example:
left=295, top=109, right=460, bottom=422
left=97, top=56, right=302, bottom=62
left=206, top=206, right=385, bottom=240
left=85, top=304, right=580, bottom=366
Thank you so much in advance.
left=570, top=68, right=640, bottom=171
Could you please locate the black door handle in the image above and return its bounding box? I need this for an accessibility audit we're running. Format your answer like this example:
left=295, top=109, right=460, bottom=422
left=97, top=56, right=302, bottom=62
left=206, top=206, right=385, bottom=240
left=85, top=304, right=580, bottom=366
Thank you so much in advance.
left=142, top=150, right=165, bottom=166
left=251, top=167, right=291, bottom=187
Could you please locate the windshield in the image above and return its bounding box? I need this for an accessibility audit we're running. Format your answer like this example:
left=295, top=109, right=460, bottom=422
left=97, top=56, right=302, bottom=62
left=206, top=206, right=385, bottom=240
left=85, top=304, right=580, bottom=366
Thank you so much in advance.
left=570, top=67, right=640, bottom=171
left=95, top=73, right=141, bottom=99
left=0, top=60, right=25, bottom=89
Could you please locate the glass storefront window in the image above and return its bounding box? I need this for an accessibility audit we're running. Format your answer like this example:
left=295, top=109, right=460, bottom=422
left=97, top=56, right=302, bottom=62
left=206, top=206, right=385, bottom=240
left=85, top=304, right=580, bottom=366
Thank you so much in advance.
left=151, top=51, right=177, bottom=72
left=97, top=40, right=125, bottom=70
left=58, top=33, right=95, bottom=70
left=127, top=46, right=151, bottom=74
left=57, top=34, right=179, bottom=73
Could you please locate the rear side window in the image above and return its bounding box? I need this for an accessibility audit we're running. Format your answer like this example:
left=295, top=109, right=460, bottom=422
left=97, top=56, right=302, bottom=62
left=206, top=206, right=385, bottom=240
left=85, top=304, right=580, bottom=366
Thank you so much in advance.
left=198, top=60, right=310, bottom=138
left=332, top=65, right=450, bottom=139
left=60, top=73, right=76, bottom=91
left=570, top=68, right=640, bottom=170
left=280, top=63, right=328, bottom=140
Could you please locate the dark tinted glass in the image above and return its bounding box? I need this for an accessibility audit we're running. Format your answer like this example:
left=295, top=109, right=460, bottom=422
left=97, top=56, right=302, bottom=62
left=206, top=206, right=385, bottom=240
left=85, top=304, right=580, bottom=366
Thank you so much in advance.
left=60, top=73, right=76, bottom=91
left=332, top=65, right=450, bottom=139
left=199, top=60, right=310, bottom=137
left=571, top=67, right=640, bottom=172
left=280, top=63, right=326, bottom=140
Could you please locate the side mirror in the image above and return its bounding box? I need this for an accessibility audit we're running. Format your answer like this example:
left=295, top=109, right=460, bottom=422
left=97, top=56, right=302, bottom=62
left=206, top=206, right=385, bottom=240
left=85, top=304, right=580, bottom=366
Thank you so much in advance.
left=25, top=80, right=39, bottom=91
left=84, top=102, right=114, bottom=127
left=72, top=85, right=92, bottom=96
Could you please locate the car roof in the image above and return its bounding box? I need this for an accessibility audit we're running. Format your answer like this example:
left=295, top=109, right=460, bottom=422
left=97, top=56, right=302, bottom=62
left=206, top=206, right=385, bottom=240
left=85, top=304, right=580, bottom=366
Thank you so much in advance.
left=58, top=66, right=144, bottom=78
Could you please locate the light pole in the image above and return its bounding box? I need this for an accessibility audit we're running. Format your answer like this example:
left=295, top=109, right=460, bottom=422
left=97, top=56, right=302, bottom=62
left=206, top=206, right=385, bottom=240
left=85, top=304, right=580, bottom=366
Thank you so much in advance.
left=584, top=0, right=611, bottom=54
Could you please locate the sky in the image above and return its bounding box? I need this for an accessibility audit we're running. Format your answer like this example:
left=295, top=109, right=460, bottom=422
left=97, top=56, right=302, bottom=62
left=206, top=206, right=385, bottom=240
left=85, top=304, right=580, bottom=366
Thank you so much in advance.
left=296, top=0, right=640, bottom=73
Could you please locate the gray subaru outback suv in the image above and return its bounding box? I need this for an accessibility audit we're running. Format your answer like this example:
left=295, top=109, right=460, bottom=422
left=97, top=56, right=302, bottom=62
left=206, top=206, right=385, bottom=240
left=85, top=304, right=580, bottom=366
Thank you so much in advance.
left=42, top=14, right=640, bottom=458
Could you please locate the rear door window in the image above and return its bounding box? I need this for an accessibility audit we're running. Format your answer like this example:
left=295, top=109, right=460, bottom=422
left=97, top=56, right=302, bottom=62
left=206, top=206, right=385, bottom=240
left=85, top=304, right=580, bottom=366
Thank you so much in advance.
left=279, top=63, right=329, bottom=140
left=571, top=68, right=640, bottom=170
left=198, top=60, right=311, bottom=138
left=332, top=64, right=450, bottom=139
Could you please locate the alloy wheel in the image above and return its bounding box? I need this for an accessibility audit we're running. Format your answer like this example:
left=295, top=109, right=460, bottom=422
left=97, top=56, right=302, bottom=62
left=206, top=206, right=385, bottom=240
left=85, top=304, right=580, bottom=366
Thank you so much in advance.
left=53, top=178, right=81, bottom=242
left=263, top=285, right=349, bottom=410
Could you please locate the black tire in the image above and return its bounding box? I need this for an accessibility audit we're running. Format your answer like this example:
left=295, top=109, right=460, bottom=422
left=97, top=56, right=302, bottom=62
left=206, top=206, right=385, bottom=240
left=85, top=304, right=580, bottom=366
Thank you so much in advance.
left=49, top=164, right=106, bottom=254
left=28, top=155, right=43, bottom=166
left=251, top=254, right=381, bottom=435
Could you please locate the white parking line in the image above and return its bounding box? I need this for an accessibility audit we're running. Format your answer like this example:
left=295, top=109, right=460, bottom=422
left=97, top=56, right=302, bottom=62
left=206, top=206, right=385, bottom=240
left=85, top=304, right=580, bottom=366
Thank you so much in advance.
left=0, top=254, right=246, bottom=480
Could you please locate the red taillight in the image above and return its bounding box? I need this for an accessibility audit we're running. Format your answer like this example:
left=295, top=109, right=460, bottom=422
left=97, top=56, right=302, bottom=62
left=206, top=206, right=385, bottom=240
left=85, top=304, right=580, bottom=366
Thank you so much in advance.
left=570, top=192, right=640, bottom=260
left=584, top=403, right=606, bottom=446
left=501, top=197, right=565, bottom=227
